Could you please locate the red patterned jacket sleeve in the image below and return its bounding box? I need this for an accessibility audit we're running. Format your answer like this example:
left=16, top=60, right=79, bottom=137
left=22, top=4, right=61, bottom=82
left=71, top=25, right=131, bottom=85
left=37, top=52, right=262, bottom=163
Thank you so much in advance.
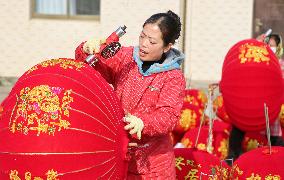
left=74, top=42, right=129, bottom=85
left=137, top=71, right=185, bottom=137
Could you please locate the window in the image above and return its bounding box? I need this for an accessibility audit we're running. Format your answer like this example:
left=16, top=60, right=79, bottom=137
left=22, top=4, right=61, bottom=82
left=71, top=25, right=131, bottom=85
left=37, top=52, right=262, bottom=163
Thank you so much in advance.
left=31, top=0, right=100, bottom=20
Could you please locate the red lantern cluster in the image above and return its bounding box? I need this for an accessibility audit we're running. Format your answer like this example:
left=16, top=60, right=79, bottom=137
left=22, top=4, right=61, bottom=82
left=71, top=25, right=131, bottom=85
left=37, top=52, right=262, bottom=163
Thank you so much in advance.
left=0, top=58, right=129, bottom=179
left=220, top=39, right=284, bottom=131
left=174, top=89, right=207, bottom=134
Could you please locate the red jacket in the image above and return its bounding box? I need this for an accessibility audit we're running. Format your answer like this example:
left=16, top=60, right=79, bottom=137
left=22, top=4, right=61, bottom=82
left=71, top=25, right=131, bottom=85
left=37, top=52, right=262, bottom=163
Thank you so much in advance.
left=75, top=44, right=185, bottom=179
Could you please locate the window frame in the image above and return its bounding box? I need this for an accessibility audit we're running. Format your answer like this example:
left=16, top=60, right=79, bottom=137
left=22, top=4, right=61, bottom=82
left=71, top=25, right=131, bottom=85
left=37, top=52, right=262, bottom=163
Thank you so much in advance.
left=30, top=0, right=100, bottom=21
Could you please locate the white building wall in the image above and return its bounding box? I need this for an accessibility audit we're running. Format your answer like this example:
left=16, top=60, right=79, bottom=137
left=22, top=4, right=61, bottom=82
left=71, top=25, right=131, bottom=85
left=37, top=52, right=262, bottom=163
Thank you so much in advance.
left=0, top=0, right=254, bottom=84
left=0, top=0, right=180, bottom=77
left=184, top=0, right=254, bottom=85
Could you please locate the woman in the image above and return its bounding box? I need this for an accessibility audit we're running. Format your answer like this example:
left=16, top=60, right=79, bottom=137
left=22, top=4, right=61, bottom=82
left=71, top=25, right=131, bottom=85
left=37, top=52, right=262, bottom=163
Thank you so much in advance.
left=75, top=10, right=185, bottom=179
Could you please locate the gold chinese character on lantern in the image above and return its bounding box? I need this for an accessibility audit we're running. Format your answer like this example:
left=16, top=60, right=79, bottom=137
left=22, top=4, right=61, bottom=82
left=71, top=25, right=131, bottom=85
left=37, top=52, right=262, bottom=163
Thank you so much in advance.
left=175, top=156, right=186, bottom=171
left=239, top=43, right=270, bottom=64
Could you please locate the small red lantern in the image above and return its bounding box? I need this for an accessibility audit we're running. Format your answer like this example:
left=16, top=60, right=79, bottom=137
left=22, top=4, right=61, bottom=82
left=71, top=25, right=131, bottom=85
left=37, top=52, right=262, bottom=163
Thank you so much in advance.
left=232, top=146, right=284, bottom=179
left=181, top=120, right=230, bottom=160
left=0, top=59, right=129, bottom=179
left=175, top=148, right=230, bottom=179
left=220, top=39, right=284, bottom=131
left=184, top=89, right=207, bottom=109
left=174, top=102, right=203, bottom=134
left=213, top=95, right=231, bottom=123
left=242, top=132, right=267, bottom=152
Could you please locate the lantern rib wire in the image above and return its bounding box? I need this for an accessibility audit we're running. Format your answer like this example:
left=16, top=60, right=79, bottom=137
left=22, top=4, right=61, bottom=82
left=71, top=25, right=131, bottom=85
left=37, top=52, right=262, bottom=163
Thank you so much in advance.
left=98, top=162, right=116, bottom=179
left=56, top=156, right=116, bottom=176
left=69, top=107, right=117, bottom=137
left=68, top=127, right=116, bottom=142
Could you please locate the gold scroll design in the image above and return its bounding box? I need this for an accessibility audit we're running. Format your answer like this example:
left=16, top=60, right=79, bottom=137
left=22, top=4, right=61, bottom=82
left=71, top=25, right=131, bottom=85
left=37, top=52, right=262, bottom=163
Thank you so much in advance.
left=10, top=169, right=58, bottom=180
left=239, top=43, right=270, bottom=64
left=10, top=85, right=73, bottom=136
left=27, top=58, right=84, bottom=74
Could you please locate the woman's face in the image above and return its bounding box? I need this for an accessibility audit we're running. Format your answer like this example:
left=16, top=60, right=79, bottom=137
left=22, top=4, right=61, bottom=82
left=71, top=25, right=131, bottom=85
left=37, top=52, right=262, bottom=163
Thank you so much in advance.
left=139, top=23, right=171, bottom=61
left=268, top=38, right=277, bottom=48
left=268, top=38, right=277, bottom=53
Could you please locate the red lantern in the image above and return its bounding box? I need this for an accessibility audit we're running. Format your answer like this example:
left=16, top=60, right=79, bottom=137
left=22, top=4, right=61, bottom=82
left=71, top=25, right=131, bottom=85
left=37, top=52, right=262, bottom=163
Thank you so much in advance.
left=0, top=58, right=129, bottom=179
left=184, top=89, right=207, bottom=109
left=213, top=95, right=231, bottom=123
left=232, top=146, right=284, bottom=179
left=181, top=120, right=230, bottom=160
left=213, top=120, right=231, bottom=160
left=174, top=102, right=203, bottom=134
left=242, top=132, right=267, bottom=152
left=175, top=148, right=230, bottom=179
left=220, top=39, right=284, bottom=131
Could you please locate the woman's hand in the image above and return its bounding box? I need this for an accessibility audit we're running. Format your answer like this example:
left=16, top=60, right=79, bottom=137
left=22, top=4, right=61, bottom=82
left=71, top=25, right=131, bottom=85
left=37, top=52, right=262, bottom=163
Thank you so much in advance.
left=83, top=38, right=106, bottom=54
left=256, top=34, right=266, bottom=42
left=124, top=114, right=144, bottom=140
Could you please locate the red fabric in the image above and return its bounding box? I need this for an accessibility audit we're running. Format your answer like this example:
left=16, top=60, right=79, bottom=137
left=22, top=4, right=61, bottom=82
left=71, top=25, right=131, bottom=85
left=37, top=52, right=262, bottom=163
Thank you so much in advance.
left=220, top=39, right=284, bottom=131
left=0, top=58, right=129, bottom=179
left=233, top=146, right=284, bottom=179
left=174, top=148, right=231, bottom=179
left=76, top=44, right=185, bottom=178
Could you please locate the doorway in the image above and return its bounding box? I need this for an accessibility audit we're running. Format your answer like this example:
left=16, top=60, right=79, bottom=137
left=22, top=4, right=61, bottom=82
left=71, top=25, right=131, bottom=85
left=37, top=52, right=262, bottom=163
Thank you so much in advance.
left=253, top=0, right=284, bottom=39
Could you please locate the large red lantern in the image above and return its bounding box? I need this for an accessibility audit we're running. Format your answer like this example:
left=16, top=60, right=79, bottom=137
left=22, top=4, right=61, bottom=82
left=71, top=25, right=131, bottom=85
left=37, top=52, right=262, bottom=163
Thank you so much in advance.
left=220, top=39, right=284, bottom=131
left=0, top=58, right=129, bottom=179
left=232, top=146, right=284, bottom=179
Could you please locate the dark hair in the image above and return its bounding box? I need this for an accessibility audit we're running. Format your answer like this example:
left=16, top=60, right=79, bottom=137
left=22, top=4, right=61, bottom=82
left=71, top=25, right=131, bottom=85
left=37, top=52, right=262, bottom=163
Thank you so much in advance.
left=143, top=10, right=181, bottom=46
left=269, top=34, right=281, bottom=46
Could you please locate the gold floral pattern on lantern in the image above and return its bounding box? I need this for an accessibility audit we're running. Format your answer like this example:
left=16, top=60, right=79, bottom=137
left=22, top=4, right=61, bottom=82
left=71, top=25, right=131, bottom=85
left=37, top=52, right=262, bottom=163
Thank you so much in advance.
left=9, top=169, right=58, bottom=180
left=180, top=109, right=197, bottom=130
left=209, top=165, right=231, bottom=180
left=27, top=59, right=84, bottom=74
left=181, top=138, right=193, bottom=147
left=184, top=95, right=199, bottom=106
left=10, top=85, right=73, bottom=136
left=278, top=104, right=284, bottom=128
left=217, top=138, right=228, bottom=160
left=239, top=44, right=270, bottom=64
left=245, top=138, right=260, bottom=152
